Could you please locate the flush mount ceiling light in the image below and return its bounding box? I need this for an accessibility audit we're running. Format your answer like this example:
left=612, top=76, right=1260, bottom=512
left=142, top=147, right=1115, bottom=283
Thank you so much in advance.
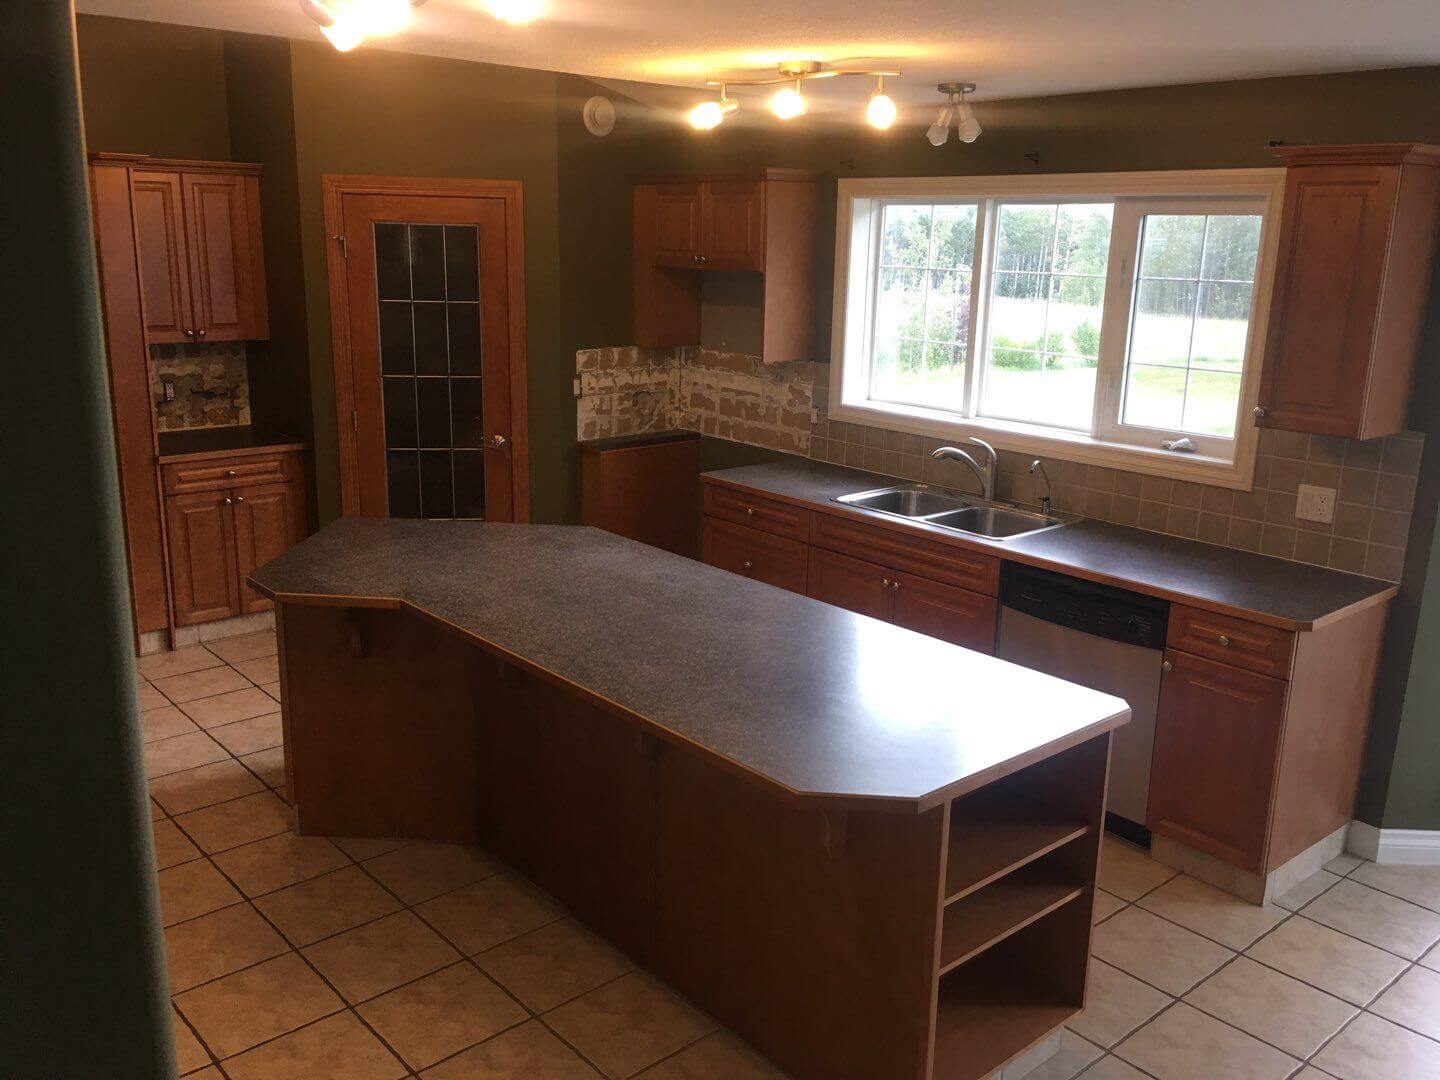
left=927, top=82, right=982, bottom=146
left=692, top=59, right=901, bottom=130
left=688, top=85, right=739, bottom=130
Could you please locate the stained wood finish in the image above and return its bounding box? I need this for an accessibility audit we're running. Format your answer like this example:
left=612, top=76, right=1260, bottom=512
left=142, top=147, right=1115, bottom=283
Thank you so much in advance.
left=232, top=483, right=301, bottom=614
left=650, top=183, right=704, bottom=267
left=702, top=180, right=764, bottom=270
left=580, top=435, right=701, bottom=557
left=806, top=546, right=896, bottom=620
left=632, top=185, right=701, bottom=348
left=810, top=512, right=999, bottom=596
left=1166, top=604, right=1294, bottom=678
left=703, top=483, right=809, bottom=541
left=893, top=572, right=997, bottom=654
left=130, top=171, right=193, bottom=344
left=180, top=171, right=267, bottom=341
left=1149, top=650, right=1288, bottom=872
left=701, top=518, right=808, bottom=593
left=759, top=178, right=820, bottom=364
left=161, top=451, right=296, bottom=495
left=165, top=490, right=241, bottom=626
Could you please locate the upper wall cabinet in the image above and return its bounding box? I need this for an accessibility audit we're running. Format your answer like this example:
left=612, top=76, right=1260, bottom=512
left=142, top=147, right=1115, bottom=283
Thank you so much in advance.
left=128, top=159, right=270, bottom=344
left=633, top=170, right=820, bottom=364
left=1257, top=143, right=1440, bottom=439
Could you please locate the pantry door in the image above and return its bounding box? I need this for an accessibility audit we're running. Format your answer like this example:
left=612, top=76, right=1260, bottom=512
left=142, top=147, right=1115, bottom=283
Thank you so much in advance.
left=324, top=176, right=528, bottom=521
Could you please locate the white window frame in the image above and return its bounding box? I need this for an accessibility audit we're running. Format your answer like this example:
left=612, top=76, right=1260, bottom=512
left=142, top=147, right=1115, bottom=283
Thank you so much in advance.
left=829, top=170, right=1287, bottom=490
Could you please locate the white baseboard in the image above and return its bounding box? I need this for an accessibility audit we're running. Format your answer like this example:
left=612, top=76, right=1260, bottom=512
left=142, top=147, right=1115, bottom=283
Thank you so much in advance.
left=1348, top=821, right=1440, bottom=865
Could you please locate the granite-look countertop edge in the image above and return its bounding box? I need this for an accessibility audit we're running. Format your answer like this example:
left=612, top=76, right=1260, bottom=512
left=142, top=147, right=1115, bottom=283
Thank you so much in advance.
left=157, top=426, right=305, bottom=463
left=703, top=458, right=1397, bottom=631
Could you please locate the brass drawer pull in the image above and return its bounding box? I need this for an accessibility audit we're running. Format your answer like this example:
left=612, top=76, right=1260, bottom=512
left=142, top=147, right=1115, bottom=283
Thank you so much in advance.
left=1218, top=634, right=1231, bottom=647
left=742, top=560, right=754, bottom=572
left=745, top=506, right=755, bottom=516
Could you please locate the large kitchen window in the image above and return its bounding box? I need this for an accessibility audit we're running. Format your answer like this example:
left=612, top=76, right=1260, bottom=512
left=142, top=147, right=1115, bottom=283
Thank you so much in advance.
left=831, top=171, right=1284, bottom=487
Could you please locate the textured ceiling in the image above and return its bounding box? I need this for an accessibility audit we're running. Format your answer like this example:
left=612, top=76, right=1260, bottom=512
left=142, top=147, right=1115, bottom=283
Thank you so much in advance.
left=77, top=0, right=1440, bottom=111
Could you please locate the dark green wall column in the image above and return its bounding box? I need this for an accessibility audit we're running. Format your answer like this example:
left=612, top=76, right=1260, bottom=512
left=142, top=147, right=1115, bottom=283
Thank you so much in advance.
left=0, top=3, right=173, bottom=1076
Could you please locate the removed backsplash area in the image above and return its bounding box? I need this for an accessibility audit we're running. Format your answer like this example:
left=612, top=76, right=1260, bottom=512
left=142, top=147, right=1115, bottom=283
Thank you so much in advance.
left=576, top=345, right=1419, bottom=583
left=149, top=343, right=251, bottom=431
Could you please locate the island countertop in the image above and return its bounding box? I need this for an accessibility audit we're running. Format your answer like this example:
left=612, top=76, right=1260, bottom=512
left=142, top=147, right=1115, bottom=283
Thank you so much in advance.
left=250, top=518, right=1129, bottom=811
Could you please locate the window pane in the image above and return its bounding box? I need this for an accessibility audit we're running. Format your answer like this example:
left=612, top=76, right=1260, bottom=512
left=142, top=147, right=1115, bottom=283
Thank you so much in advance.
left=881, top=205, right=931, bottom=267
left=1121, top=211, right=1261, bottom=439
left=980, top=202, right=1112, bottom=430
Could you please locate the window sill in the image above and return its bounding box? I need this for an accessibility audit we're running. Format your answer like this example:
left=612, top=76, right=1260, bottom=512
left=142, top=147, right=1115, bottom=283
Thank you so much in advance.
left=829, top=399, right=1257, bottom=491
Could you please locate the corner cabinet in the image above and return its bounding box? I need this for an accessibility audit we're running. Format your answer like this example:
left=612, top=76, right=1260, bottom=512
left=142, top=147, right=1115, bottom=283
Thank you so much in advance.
left=633, top=170, right=820, bottom=363
left=1257, top=143, right=1440, bottom=439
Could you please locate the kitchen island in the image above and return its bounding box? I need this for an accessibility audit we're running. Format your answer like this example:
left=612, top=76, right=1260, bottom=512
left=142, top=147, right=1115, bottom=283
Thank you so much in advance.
left=249, top=519, right=1129, bottom=1080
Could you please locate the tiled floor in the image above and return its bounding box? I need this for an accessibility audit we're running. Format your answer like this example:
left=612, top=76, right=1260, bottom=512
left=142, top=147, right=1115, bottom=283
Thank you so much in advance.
left=139, top=636, right=1440, bottom=1079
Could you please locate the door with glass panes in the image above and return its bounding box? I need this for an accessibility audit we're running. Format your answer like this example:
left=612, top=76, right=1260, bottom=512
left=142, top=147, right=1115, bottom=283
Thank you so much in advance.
left=331, top=186, right=524, bottom=521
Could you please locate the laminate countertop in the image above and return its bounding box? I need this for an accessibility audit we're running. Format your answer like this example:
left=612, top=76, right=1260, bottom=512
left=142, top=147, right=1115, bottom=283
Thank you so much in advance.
left=249, top=518, right=1129, bottom=810
left=705, top=458, right=1398, bottom=631
left=157, top=426, right=305, bottom=463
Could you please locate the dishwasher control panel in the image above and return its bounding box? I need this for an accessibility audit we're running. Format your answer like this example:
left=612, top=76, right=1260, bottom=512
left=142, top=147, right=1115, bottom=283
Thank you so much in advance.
left=1000, top=563, right=1169, bottom=650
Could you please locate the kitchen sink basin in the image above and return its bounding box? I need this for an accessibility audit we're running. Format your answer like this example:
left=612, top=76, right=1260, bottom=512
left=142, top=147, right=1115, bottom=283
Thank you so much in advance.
left=834, top=486, right=972, bottom=518
left=925, top=505, right=1062, bottom=539
left=832, top=484, right=1068, bottom=541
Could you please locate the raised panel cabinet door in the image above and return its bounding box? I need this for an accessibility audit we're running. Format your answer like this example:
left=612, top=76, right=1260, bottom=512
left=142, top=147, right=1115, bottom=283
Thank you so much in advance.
left=1147, top=650, right=1288, bottom=873
left=702, top=517, right=808, bottom=594
left=181, top=171, right=268, bottom=341
left=231, top=482, right=300, bottom=614
left=805, top=547, right=896, bottom=622
left=649, top=183, right=704, bottom=268
left=165, top=491, right=241, bottom=626
left=1257, top=164, right=1398, bottom=436
left=131, top=171, right=194, bottom=343
left=891, top=573, right=997, bottom=653
left=701, top=180, right=765, bottom=270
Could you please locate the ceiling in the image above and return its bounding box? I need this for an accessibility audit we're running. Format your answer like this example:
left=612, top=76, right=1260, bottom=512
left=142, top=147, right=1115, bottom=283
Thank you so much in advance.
left=77, top=0, right=1440, bottom=112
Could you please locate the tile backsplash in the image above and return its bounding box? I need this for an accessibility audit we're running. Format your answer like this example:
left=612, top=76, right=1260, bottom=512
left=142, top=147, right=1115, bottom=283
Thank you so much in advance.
left=150, top=343, right=251, bottom=431
left=577, top=345, right=1418, bottom=582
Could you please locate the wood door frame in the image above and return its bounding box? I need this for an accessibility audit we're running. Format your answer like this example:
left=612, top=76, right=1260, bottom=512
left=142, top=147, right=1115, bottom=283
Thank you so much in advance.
left=322, top=174, right=531, bottom=521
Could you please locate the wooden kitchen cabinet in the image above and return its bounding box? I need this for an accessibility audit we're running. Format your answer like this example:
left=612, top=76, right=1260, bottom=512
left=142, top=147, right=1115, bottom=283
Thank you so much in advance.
left=165, top=489, right=242, bottom=626
left=702, top=180, right=765, bottom=271
left=131, top=172, right=193, bottom=343
left=892, top=572, right=997, bottom=654
left=701, top=517, right=808, bottom=594
left=650, top=183, right=704, bottom=267
left=806, top=547, right=896, bottom=620
left=232, top=483, right=302, bottom=614
left=1257, top=144, right=1440, bottom=438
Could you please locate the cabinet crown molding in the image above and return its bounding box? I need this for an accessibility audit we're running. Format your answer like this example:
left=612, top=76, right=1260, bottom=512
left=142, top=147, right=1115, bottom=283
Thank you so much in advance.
left=1271, top=142, right=1440, bottom=167
left=88, top=152, right=263, bottom=176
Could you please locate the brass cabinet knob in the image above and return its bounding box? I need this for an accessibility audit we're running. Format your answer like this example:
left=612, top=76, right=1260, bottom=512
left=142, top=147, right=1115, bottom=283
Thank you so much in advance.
left=184, top=329, right=195, bottom=337
left=742, top=560, right=754, bottom=572
left=1253, top=405, right=1268, bottom=420
left=225, top=470, right=237, bottom=478
left=1218, top=634, right=1231, bottom=647
left=235, top=496, right=245, bottom=504
left=197, top=329, right=207, bottom=337
left=745, top=507, right=755, bottom=516
left=881, top=578, right=890, bottom=588
left=891, top=580, right=901, bottom=591
left=223, top=497, right=233, bottom=505
left=693, top=254, right=708, bottom=264
left=1161, top=660, right=1173, bottom=673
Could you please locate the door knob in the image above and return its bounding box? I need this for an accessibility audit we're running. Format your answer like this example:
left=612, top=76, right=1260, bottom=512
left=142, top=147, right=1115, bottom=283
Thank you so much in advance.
left=484, top=434, right=508, bottom=450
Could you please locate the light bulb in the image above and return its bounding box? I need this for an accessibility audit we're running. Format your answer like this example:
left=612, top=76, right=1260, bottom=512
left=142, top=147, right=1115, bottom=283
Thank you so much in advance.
left=866, top=90, right=897, bottom=130
left=319, top=18, right=367, bottom=50
left=770, top=82, right=807, bottom=121
left=347, top=0, right=412, bottom=36
left=688, top=95, right=737, bottom=130
left=485, top=0, right=545, bottom=23
left=926, top=105, right=953, bottom=146
left=955, top=99, right=981, bottom=143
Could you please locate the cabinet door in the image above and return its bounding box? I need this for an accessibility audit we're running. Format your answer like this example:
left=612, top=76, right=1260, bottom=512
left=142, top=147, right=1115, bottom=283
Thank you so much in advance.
left=1148, top=650, right=1288, bottom=872
left=805, top=547, right=896, bottom=622
left=231, top=483, right=300, bottom=614
left=131, top=171, right=194, bottom=343
left=891, top=572, right=997, bottom=653
left=182, top=171, right=268, bottom=341
left=165, top=491, right=240, bottom=626
left=702, top=180, right=764, bottom=271
left=649, top=183, right=704, bottom=268
left=1256, top=165, right=1397, bottom=436
left=702, top=517, right=808, bottom=594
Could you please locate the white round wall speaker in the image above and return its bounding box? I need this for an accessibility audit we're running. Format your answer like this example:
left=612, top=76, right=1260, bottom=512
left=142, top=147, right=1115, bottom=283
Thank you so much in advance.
left=583, top=96, right=617, bottom=137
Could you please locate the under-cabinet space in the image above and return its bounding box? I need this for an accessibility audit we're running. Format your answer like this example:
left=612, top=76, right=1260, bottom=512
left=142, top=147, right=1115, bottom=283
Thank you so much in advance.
left=938, top=853, right=1086, bottom=974
left=945, top=785, right=1089, bottom=902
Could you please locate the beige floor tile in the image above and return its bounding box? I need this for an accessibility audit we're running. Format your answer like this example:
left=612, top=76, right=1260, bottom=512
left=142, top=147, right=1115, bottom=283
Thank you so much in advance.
left=1078, top=1057, right=1150, bottom=1079
left=1290, top=1069, right=1337, bottom=1080
left=213, top=832, right=349, bottom=897
left=1093, top=889, right=1126, bottom=925
left=210, top=713, right=284, bottom=756
left=1115, top=1002, right=1298, bottom=1079
left=151, top=798, right=165, bottom=821
left=358, top=961, right=527, bottom=1070
left=1184, top=956, right=1356, bottom=1058
left=138, top=679, right=169, bottom=712
left=636, top=1030, right=785, bottom=1078
left=1371, top=964, right=1440, bottom=1041
left=1244, top=915, right=1408, bottom=1005
left=421, top=1019, right=600, bottom=1079
left=363, top=842, right=501, bottom=905
left=241, top=746, right=286, bottom=788
left=139, top=646, right=223, bottom=681
left=163, top=902, right=289, bottom=993
left=1302, top=878, right=1440, bottom=960
left=1009, top=1030, right=1102, bottom=1080
left=175, top=952, right=342, bottom=1059
left=417, top=873, right=563, bottom=955
left=332, top=836, right=408, bottom=860
left=141, top=705, right=200, bottom=744
left=1137, top=874, right=1287, bottom=950
left=173, top=1009, right=213, bottom=1075
left=1313, top=1012, right=1440, bottom=1080
left=154, top=666, right=253, bottom=704
left=478, top=917, right=634, bottom=1013
left=185, top=1069, right=222, bottom=1079
left=235, top=655, right=281, bottom=685
left=153, top=818, right=202, bottom=869
left=180, top=687, right=280, bottom=729
left=1351, top=861, right=1440, bottom=913
left=151, top=759, right=266, bottom=815
left=260, top=680, right=282, bottom=701
left=207, top=631, right=278, bottom=664
left=159, top=859, right=244, bottom=926
left=145, top=730, right=230, bottom=779
left=1098, top=835, right=1177, bottom=902
left=303, top=910, right=460, bottom=1004
left=223, top=1010, right=406, bottom=1080
left=1425, top=940, right=1440, bottom=972
left=177, top=791, right=293, bottom=855
left=1274, top=869, right=1341, bottom=912
left=1324, top=853, right=1364, bottom=876
left=255, top=865, right=400, bottom=947
left=545, top=971, right=717, bottom=1080
left=1067, top=959, right=1171, bottom=1048
left=1089, top=906, right=1233, bottom=996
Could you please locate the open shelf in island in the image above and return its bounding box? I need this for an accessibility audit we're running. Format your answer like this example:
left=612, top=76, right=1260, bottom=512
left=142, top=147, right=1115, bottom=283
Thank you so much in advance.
left=945, top=785, right=1090, bottom=903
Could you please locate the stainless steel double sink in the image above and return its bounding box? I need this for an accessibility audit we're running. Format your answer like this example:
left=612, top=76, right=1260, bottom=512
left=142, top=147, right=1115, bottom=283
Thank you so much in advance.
left=833, top=485, right=1068, bottom=541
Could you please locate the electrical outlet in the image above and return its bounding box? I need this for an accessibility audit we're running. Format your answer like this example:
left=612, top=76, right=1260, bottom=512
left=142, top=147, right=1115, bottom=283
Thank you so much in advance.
left=161, top=376, right=176, bottom=402
left=1296, top=483, right=1336, bottom=524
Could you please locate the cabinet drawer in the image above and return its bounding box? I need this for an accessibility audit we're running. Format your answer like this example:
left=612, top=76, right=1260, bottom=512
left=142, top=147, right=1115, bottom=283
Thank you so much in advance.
left=702, top=517, right=807, bottom=594
left=1167, top=605, right=1295, bottom=679
left=162, top=453, right=294, bottom=495
left=703, top=483, right=809, bottom=541
left=810, top=512, right=999, bottom=596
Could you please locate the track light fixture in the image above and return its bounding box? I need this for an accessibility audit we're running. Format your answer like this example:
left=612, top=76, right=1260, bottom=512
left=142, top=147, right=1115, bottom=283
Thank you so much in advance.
left=866, top=75, right=897, bottom=130
left=927, top=82, right=981, bottom=146
left=298, top=0, right=416, bottom=51
left=693, top=59, right=900, bottom=131
left=770, top=79, right=809, bottom=120
left=688, top=86, right=739, bottom=130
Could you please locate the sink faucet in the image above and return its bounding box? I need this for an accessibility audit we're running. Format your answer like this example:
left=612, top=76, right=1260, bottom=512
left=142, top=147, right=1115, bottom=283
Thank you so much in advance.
left=932, top=438, right=998, bottom=501
left=1029, top=459, right=1053, bottom=517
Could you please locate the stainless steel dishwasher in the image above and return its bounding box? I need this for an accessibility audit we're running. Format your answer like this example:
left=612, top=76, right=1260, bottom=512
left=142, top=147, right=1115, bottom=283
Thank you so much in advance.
left=994, top=563, right=1169, bottom=839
